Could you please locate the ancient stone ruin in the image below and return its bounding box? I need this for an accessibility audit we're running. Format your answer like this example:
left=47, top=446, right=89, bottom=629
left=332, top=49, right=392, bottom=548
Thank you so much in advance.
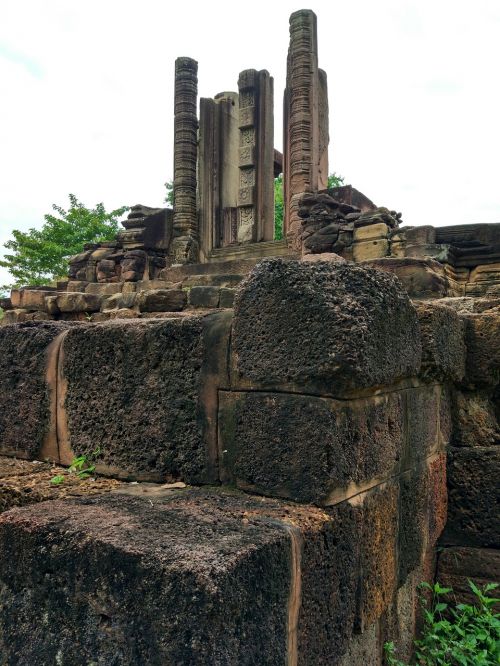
left=0, top=9, right=498, bottom=665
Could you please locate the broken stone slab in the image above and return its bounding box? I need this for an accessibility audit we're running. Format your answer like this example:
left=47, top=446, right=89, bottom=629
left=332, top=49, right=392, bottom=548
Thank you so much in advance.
left=232, top=259, right=421, bottom=396
left=415, top=301, right=466, bottom=382
left=56, top=292, right=102, bottom=313
left=443, top=446, right=500, bottom=548
left=136, top=289, right=187, bottom=312
left=0, top=322, right=80, bottom=460
left=58, top=312, right=232, bottom=482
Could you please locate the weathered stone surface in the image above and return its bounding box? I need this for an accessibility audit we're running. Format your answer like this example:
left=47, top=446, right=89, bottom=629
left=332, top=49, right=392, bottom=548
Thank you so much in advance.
left=219, top=391, right=403, bottom=504
left=406, top=385, right=441, bottom=459
left=188, top=286, right=220, bottom=308
left=444, top=446, right=500, bottom=547
left=56, top=292, right=102, bottom=313
left=353, top=223, right=389, bottom=242
left=353, top=239, right=389, bottom=261
left=415, top=302, right=466, bottom=381
left=427, top=453, right=448, bottom=546
left=86, top=283, right=123, bottom=295
left=437, top=547, right=500, bottom=607
left=362, top=257, right=448, bottom=298
left=0, top=492, right=293, bottom=666
left=301, top=252, right=347, bottom=264
left=136, top=289, right=187, bottom=313
left=66, top=280, right=89, bottom=292
left=451, top=390, right=499, bottom=447
left=16, top=289, right=56, bottom=312
left=0, top=322, right=76, bottom=458
left=462, top=312, right=500, bottom=387
left=60, top=313, right=231, bottom=482
left=337, top=624, right=379, bottom=666
left=219, top=287, right=236, bottom=308
left=232, top=259, right=421, bottom=395
left=398, top=464, right=429, bottom=585
left=101, top=292, right=137, bottom=312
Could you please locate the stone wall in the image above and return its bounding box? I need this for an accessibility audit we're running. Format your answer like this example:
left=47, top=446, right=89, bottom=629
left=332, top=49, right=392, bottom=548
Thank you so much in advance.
left=2, top=258, right=495, bottom=664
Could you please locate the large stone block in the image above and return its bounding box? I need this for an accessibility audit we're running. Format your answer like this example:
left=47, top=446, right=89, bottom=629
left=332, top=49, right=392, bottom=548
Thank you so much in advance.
left=219, top=390, right=404, bottom=504
left=405, top=385, right=441, bottom=460
left=136, top=288, right=187, bottom=313
left=59, top=313, right=231, bottom=482
left=462, top=312, right=500, bottom=387
left=444, top=446, right=500, bottom=547
left=0, top=322, right=77, bottom=459
left=56, top=292, right=102, bottom=313
left=352, top=239, right=389, bottom=261
left=361, top=257, right=448, bottom=299
left=415, top=302, right=465, bottom=382
left=398, top=464, right=430, bottom=585
left=437, top=546, right=500, bottom=607
left=450, top=390, right=499, bottom=447
left=232, top=259, right=421, bottom=396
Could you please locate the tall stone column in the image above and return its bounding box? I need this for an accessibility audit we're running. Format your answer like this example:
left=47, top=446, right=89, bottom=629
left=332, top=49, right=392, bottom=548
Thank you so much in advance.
left=283, top=10, right=329, bottom=252
left=237, top=69, right=274, bottom=244
left=171, top=57, right=199, bottom=265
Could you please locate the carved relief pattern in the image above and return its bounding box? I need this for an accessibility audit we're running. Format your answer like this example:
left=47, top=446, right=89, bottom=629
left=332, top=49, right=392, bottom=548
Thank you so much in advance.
left=171, top=57, right=199, bottom=263
left=237, top=72, right=257, bottom=243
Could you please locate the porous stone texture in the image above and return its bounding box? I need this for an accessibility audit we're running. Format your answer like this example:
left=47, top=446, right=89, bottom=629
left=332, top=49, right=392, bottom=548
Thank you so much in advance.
left=60, top=313, right=231, bottom=482
left=0, top=322, right=76, bottom=458
left=398, top=464, right=430, bottom=585
left=219, top=391, right=404, bottom=504
left=0, top=492, right=292, bottom=666
left=462, top=312, right=500, bottom=387
left=444, top=446, right=499, bottom=547
left=415, top=302, right=466, bottom=381
left=188, top=286, right=220, bottom=308
left=232, top=259, right=421, bottom=395
left=437, top=546, right=500, bottom=607
left=450, top=390, right=499, bottom=447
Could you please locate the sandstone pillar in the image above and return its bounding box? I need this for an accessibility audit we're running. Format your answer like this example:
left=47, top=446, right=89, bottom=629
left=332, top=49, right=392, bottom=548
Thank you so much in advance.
left=171, top=57, right=199, bottom=265
left=237, top=69, right=274, bottom=244
left=283, top=10, right=329, bottom=251
left=198, top=92, right=239, bottom=260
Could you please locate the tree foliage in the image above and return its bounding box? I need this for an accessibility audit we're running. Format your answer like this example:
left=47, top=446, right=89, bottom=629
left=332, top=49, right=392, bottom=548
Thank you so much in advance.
left=0, top=195, right=128, bottom=289
left=164, top=180, right=174, bottom=206
left=273, top=172, right=345, bottom=241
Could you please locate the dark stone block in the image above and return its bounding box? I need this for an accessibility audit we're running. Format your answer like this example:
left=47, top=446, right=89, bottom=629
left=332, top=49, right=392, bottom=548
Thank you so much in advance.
left=60, top=312, right=231, bottom=482
left=219, top=288, right=236, bottom=308
left=437, top=546, right=500, bottom=608
left=462, top=312, right=500, bottom=387
left=0, top=322, right=77, bottom=459
left=188, top=286, right=220, bottom=308
left=0, top=492, right=292, bottom=666
left=219, top=391, right=403, bottom=505
left=136, top=289, right=187, bottom=312
left=450, top=390, right=499, bottom=447
left=415, top=302, right=466, bottom=382
left=232, top=259, right=421, bottom=396
left=443, top=446, right=500, bottom=547
left=398, top=464, right=429, bottom=585
left=405, top=385, right=440, bottom=460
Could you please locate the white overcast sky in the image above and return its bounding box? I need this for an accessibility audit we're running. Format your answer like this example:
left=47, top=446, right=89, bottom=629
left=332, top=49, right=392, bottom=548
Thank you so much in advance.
left=1, top=0, right=499, bottom=286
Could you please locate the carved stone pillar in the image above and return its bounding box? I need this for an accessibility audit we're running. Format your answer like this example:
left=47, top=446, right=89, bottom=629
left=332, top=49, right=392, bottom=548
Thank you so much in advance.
left=283, top=10, right=329, bottom=252
left=237, top=69, right=274, bottom=244
left=171, top=57, right=199, bottom=265
left=198, top=92, right=239, bottom=261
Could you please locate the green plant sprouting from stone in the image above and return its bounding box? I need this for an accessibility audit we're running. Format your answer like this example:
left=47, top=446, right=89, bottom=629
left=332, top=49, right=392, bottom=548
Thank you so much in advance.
left=50, top=447, right=102, bottom=485
left=384, top=580, right=500, bottom=666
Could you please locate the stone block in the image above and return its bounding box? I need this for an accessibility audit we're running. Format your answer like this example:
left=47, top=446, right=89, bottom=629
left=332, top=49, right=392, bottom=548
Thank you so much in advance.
left=437, top=547, right=500, bottom=607
left=182, top=274, right=242, bottom=288
left=1, top=309, right=26, bottom=325
left=219, top=288, right=236, bottom=308
left=45, top=295, right=60, bottom=315
left=462, top=312, right=500, bottom=387
left=136, top=289, right=187, bottom=313
left=337, top=624, right=379, bottom=666
left=361, top=257, right=448, bottom=299
left=427, top=453, right=447, bottom=546
left=188, top=286, right=220, bottom=308
left=352, top=239, right=389, bottom=261
left=0, top=322, right=76, bottom=459
left=232, top=259, right=421, bottom=396
left=405, top=385, right=440, bottom=459
left=219, top=391, right=404, bottom=505
left=56, top=292, right=102, bottom=313
left=444, top=446, right=500, bottom=547
left=398, top=464, right=429, bottom=585
left=451, top=390, right=499, bottom=447
left=18, top=289, right=56, bottom=312
left=415, top=302, right=466, bottom=381
left=353, top=223, right=389, bottom=242
left=108, top=308, right=138, bottom=319
left=101, top=292, right=137, bottom=312
left=86, top=283, right=123, bottom=295
left=0, top=492, right=292, bottom=665
left=59, top=313, right=231, bottom=482
left=66, top=280, right=89, bottom=292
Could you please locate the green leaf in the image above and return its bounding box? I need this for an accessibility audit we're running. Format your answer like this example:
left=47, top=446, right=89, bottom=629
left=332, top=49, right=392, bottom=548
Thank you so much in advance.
left=51, top=475, right=65, bottom=485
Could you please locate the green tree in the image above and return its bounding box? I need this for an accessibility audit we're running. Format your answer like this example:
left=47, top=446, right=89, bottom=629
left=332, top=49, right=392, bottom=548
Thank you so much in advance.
left=0, top=194, right=128, bottom=289
left=164, top=180, right=174, bottom=206
left=273, top=172, right=345, bottom=241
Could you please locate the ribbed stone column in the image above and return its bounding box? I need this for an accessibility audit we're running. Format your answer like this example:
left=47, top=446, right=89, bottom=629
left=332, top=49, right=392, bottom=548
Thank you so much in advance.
left=283, top=10, right=329, bottom=252
left=171, top=57, right=199, bottom=265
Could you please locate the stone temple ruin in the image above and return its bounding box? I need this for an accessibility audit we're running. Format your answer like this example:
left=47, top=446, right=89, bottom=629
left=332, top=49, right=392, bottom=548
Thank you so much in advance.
left=0, top=9, right=498, bottom=665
